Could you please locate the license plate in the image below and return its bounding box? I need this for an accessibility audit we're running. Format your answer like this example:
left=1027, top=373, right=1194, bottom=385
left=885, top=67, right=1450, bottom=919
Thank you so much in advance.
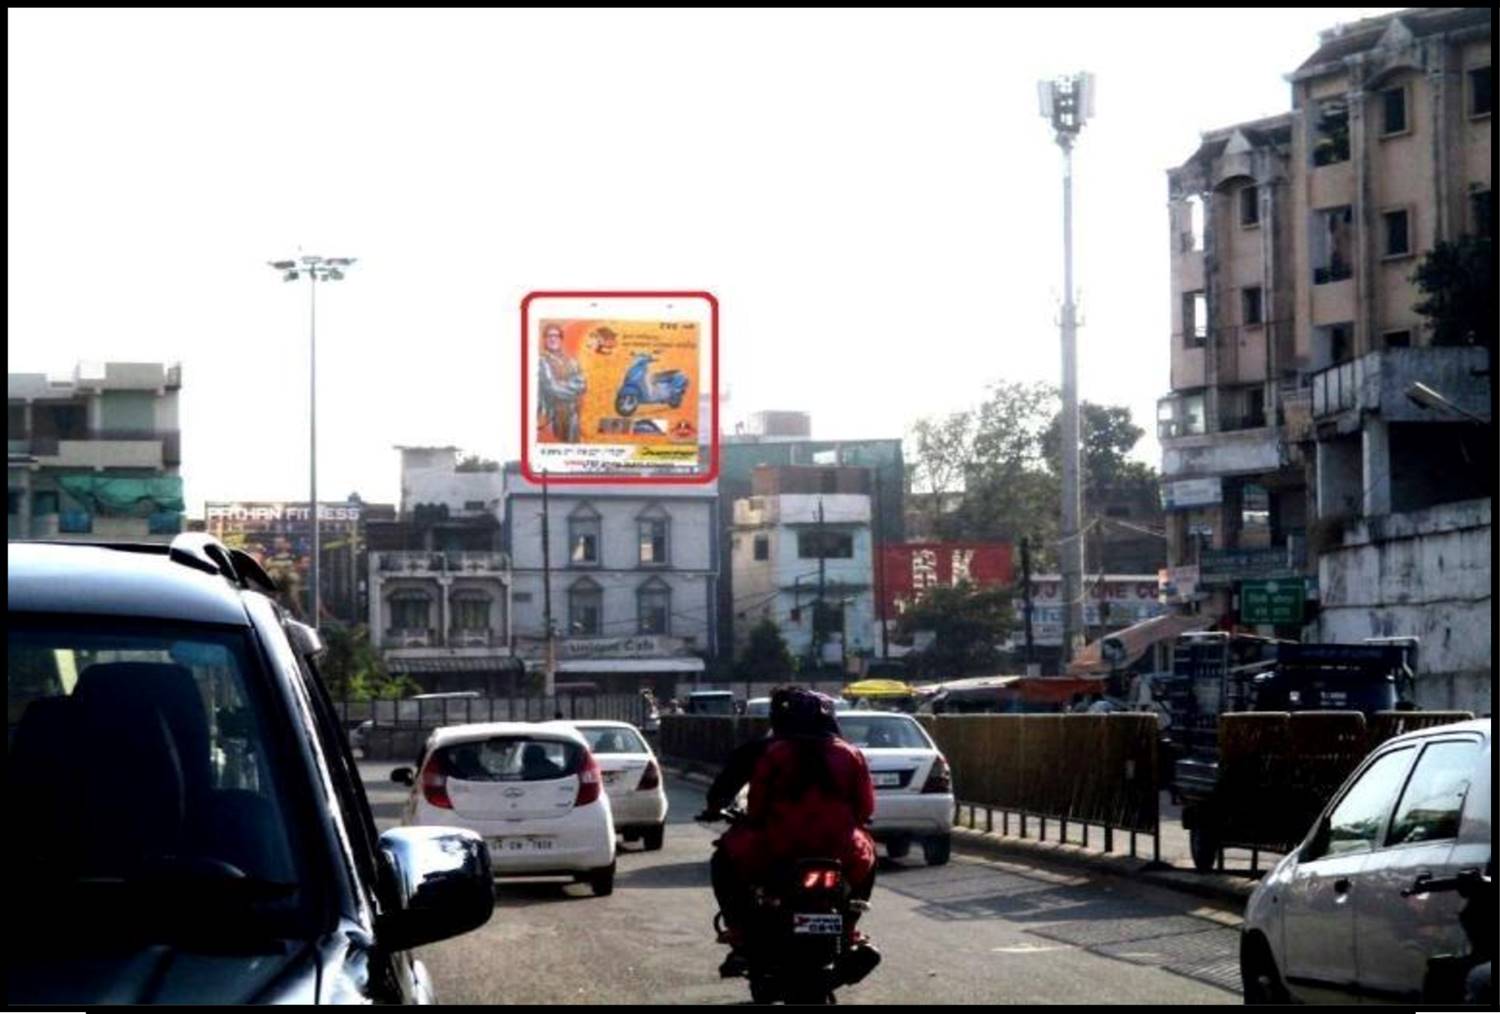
left=793, top=913, right=843, bottom=936
left=489, top=837, right=555, bottom=856
left=872, top=772, right=902, bottom=788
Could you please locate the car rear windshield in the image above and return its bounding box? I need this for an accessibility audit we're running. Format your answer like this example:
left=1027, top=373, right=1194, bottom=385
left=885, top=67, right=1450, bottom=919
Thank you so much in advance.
left=436, top=736, right=584, bottom=782
left=838, top=716, right=931, bottom=750
left=8, top=616, right=318, bottom=947
left=579, top=726, right=648, bottom=754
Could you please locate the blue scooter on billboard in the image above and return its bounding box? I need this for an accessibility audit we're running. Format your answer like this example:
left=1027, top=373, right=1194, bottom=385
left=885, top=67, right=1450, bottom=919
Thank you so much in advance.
left=615, top=353, right=689, bottom=416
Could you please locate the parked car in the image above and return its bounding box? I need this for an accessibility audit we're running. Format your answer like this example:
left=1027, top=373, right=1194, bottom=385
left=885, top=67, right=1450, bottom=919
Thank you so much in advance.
left=569, top=721, right=669, bottom=850
left=745, top=696, right=772, bottom=717
left=7, top=536, right=494, bottom=1005
left=1240, top=717, right=1491, bottom=1004
left=394, top=721, right=617, bottom=895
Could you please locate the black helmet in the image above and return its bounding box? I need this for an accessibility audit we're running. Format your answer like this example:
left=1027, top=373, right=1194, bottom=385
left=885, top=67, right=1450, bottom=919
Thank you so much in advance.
left=770, top=686, right=839, bottom=737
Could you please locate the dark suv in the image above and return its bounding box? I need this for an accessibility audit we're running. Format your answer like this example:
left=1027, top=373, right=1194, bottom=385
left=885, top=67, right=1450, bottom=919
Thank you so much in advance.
left=7, top=535, right=494, bottom=1004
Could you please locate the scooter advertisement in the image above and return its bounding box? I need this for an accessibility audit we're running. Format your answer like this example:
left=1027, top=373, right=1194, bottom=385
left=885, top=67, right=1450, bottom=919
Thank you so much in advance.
left=533, top=316, right=701, bottom=474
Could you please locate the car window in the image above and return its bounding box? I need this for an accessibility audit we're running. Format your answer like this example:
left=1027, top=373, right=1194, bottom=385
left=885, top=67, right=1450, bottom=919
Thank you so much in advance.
left=838, top=716, right=930, bottom=749
left=580, top=726, right=647, bottom=754
left=1324, top=746, right=1414, bottom=857
left=438, top=737, right=582, bottom=782
left=1386, top=739, right=1481, bottom=846
left=8, top=617, right=317, bottom=944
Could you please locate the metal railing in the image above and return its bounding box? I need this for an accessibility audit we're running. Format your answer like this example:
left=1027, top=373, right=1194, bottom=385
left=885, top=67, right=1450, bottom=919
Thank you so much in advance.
left=375, top=551, right=508, bottom=574
left=1311, top=360, right=1360, bottom=417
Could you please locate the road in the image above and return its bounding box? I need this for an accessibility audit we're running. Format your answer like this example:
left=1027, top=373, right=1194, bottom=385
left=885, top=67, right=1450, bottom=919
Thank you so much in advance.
left=360, top=763, right=1242, bottom=1005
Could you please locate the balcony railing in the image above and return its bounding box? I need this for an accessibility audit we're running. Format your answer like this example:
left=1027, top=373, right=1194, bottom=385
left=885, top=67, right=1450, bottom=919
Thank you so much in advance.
left=385, top=628, right=437, bottom=649
left=1311, top=360, right=1360, bottom=418
left=447, top=629, right=495, bottom=648
left=375, top=551, right=509, bottom=574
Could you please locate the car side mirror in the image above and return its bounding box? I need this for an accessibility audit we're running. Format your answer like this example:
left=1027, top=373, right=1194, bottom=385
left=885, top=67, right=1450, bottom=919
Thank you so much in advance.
left=391, top=767, right=415, bottom=787
left=376, top=826, right=493, bottom=952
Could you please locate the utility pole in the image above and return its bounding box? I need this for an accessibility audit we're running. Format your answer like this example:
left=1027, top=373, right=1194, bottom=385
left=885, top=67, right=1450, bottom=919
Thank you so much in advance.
left=871, top=466, right=889, bottom=660
left=813, top=498, right=827, bottom=672
left=540, top=470, right=556, bottom=698
left=1038, top=72, right=1095, bottom=666
left=1021, top=536, right=1036, bottom=670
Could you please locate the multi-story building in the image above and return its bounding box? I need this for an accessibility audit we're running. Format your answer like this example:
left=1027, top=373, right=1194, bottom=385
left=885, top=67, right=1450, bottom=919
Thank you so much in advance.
left=718, top=412, right=904, bottom=663
left=367, top=447, right=517, bottom=695
left=8, top=362, right=184, bottom=542
left=731, top=465, right=877, bottom=668
left=503, top=463, right=718, bottom=696
left=1159, top=8, right=1492, bottom=709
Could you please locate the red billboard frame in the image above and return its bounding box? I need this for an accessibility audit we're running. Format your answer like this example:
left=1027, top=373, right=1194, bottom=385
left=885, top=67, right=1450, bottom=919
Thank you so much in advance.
left=521, top=290, right=719, bottom=485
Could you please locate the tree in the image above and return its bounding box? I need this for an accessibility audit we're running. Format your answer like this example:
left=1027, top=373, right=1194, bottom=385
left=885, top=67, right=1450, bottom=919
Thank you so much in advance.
left=318, top=623, right=419, bottom=701
left=455, top=454, right=500, bottom=473
left=739, top=617, right=794, bottom=681
left=908, top=410, right=975, bottom=536
left=1041, top=401, right=1161, bottom=505
left=896, top=582, right=1013, bottom=678
left=1412, top=236, right=1496, bottom=355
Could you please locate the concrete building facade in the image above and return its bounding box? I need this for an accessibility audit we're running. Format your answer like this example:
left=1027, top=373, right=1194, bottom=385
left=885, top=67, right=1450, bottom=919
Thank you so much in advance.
left=8, top=362, right=184, bottom=542
left=1159, top=8, right=1492, bottom=711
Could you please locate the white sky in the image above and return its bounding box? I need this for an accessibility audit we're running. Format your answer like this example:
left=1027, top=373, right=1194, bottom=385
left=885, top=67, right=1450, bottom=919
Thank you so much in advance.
left=8, top=7, right=1397, bottom=515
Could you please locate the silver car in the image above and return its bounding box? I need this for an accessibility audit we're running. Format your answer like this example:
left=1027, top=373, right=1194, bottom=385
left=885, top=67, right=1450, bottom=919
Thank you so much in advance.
left=1240, top=718, right=1491, bottom=1004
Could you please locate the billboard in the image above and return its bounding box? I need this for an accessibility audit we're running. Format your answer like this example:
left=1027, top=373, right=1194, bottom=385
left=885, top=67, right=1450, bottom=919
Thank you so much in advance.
left=522, top=293, right=718, bottom=482
left=880, top=542, right=1014, bottom=616
left=204, top=501, right=365, bottom=622
left=1014, top=574, right=1166, bottom=646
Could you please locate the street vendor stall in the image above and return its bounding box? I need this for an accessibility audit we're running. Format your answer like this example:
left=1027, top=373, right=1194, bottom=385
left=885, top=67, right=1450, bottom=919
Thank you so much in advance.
left=840, top=678, right=919, bottom=712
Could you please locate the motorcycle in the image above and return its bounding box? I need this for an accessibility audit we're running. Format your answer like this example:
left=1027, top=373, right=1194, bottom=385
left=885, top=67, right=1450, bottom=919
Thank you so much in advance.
left=614, top=353, right=688, bottom=416
left=699, top=806, right=879, bottom=1005
left=1413, top=863, right=1494, bottom=1005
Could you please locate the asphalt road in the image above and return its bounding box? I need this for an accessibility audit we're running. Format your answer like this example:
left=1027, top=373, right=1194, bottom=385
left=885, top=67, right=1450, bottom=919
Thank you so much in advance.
left=360, top=763, right=1242, bottom=1005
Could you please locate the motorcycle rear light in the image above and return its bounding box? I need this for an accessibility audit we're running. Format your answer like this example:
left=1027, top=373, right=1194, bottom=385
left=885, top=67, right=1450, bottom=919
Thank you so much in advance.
left=576, top=750, right=603, bottom=807
left=922, top=756, right=952, bottom=794
left=801, top=870, right=841, bottom=890
left=638, top=760, right=660, bottom=791
left=420, top=758, right=452, bottom=810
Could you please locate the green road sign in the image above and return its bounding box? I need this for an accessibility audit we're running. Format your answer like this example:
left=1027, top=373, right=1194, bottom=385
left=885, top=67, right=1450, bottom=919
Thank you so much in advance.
left=1240, top=578, right=1305, bottom=625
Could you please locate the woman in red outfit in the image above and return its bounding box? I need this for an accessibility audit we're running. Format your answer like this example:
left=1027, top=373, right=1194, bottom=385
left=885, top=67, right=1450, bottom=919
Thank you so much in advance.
left=704, top=687, right=878, bottom=978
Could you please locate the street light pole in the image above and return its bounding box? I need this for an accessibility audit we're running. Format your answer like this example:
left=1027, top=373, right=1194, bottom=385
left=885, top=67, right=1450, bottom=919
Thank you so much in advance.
left=1039, top=72, right=1095, bottom=667
left=268, top=254, right=357, bottom=629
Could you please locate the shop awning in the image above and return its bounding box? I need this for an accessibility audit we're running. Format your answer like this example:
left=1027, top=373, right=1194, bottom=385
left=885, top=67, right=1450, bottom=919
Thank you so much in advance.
left=1067, top=613, right=1214, bottom=675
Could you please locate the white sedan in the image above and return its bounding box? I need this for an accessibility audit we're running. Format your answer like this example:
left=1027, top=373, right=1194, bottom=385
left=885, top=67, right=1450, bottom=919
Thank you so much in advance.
left=393, top=721, right=617, bottom=896
left=837, top=711, right=954, bottom=865
left=568, top=720, right=669, bottom=851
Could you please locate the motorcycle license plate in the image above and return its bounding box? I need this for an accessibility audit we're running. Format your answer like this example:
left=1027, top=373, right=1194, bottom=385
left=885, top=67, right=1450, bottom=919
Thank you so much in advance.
left=793, top=913, right=844, bottom=936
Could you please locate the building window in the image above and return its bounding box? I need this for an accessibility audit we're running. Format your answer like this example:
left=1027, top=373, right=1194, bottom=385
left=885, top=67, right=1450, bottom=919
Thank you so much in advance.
left=1382, top=208, right=1411, bottom=258
left=1185, top=195, right=1205, bottom=252
left=637, top=579, right=671, bottom=635
left=390, top=595, right=431, bottom=631
left=1471, top=189, right=1493, bottom=239
left=637, top=506, right=670, bottom=567
left=1470, top=66, right=1492, bottom=118
left=1380, top=85, right=1408, bottom=136
left=568, top=503, right=601, bottom=567
left=1246, top=388, right=1266, bottom=428
left=451, top=597, right=490, bottom=631
left=798, top=531, right=854, bottom=560
left=1183, top=291, right=1208, bottom=348
left=753, top=534, right=769, bottom=561
left=1313, top=322, right=1354, bottom=368
left=1312, top=98, right=1350, bottom=166
left=568, top=579, right=603, bottom=636
left=1157, top=393, right=1206, bottom=439
left=1239, top=185, right=1259, bottom=227
left=1242, top=286, right=1263, bottom=326
left=463, top=500, right=486, bottom=512
left=1383, top=330, right=1412, bottom=349
left=1313, top=206, right=1353, bottom=284
left=7, top=402, right=24, bottom=440
left=8, top=490, right=22, bottom=516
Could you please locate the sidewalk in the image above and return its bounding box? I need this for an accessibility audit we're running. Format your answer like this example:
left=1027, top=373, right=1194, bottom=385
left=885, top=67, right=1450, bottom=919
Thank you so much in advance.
left=664, top=760, right=1270, bottom=909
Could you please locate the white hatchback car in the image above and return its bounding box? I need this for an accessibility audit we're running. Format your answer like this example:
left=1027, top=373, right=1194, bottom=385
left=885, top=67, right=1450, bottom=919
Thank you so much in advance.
left=394, top=722, right=617, bottom=896
left=568, top=721, right=669, bottom=851
left=1241, top=718, right=1491, bottom=1004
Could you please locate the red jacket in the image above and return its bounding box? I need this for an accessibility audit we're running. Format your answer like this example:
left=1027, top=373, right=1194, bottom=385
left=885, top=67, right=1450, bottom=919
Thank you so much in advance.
left=734, top=735, right=876, bottom=881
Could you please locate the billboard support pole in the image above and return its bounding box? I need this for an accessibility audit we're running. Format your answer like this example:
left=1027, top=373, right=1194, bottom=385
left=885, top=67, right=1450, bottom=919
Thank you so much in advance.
left=541, top=470, right=556, bottom=698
